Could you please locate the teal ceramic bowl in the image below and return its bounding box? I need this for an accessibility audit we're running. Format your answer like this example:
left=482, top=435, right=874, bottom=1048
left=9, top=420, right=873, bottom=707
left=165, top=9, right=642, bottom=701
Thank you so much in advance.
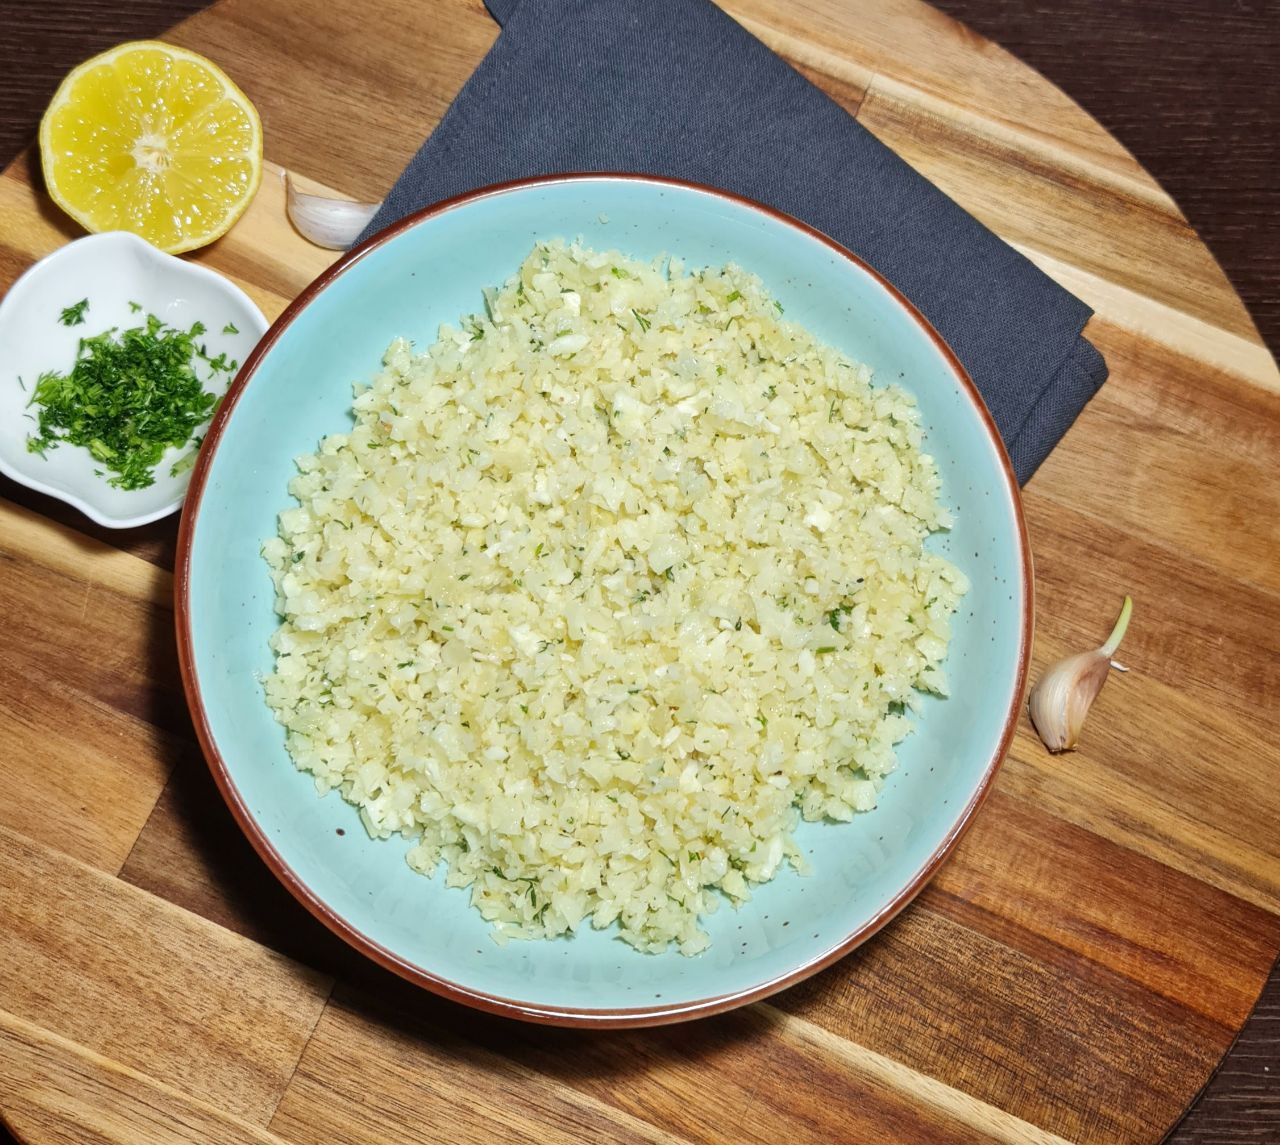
left=176, top=174, right=1031, bottom=1026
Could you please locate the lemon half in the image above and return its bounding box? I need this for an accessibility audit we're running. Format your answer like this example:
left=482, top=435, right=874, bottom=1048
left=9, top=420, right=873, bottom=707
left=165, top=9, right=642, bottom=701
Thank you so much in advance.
left=40, top=41, right=263, bottom=254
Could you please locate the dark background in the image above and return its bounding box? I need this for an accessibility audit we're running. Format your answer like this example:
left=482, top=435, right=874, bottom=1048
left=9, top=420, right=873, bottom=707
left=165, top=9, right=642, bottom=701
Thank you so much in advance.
left=0, top=1, right=1276, bottom=1141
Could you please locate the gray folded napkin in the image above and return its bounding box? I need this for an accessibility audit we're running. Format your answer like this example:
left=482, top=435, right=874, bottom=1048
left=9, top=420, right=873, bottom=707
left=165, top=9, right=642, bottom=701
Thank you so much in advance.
left=357, top=0, right=1106, bottom=482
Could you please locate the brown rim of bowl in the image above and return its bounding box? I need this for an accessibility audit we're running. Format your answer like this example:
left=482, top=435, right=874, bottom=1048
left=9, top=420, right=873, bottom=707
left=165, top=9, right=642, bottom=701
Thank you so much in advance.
left=175, top=172, right=1034, bottom=1028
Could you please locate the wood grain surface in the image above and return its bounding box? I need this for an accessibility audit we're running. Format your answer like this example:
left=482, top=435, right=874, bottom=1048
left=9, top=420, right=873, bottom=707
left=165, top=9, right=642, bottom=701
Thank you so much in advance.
left=0, top=1, right=1277, bottom=1142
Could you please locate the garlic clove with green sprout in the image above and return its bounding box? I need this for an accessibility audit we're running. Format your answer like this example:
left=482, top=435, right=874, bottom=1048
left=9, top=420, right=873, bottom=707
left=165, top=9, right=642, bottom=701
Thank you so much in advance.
left=1028, top=596, right=1133, bottom=753
left=285, top=175, right=380, bottom=249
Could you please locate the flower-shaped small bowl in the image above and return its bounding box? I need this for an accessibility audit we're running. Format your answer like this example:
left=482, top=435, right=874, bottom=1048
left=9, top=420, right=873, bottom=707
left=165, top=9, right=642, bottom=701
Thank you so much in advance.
left=0, top=231, right=267, bottom=528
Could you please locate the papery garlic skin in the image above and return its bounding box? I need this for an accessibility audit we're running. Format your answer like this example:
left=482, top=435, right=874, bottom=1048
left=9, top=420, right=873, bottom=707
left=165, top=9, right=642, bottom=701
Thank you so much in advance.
left=286, top=176, right=380, bottom=249
left=1028, top=596, right=1132, bottom=753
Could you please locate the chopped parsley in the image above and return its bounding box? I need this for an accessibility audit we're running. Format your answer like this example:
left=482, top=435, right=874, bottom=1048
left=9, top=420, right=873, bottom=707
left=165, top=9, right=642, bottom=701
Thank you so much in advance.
left=725, top=290, right=742, bottom=303
left=222, top=321, right=239, bottom=335
left=58, top=298, right=90, bottom=327
left=631, top=309, right=651, bottom=332
left=26, top=312, right=230, bottom=490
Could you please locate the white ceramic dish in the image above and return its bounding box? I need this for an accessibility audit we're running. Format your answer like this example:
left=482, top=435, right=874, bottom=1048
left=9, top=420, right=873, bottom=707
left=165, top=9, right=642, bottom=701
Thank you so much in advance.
left=0, top=231, right=267, bottom=528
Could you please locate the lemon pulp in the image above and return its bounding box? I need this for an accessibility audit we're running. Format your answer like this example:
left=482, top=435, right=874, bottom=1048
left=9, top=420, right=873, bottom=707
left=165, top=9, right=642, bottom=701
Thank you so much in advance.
left=40, top=41, right=263, bottom=254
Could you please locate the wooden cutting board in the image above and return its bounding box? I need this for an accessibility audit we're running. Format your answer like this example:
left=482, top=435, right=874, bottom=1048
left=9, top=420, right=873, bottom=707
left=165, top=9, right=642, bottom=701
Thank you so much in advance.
left=2, top=0, right=1278, bottom=1141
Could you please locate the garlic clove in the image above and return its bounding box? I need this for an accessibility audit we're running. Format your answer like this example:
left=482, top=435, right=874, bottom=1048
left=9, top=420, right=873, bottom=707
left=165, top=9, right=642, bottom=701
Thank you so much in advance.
left=1028, top=596, right=1132, bottom=753
left=285, top=175, right=381, bottom=249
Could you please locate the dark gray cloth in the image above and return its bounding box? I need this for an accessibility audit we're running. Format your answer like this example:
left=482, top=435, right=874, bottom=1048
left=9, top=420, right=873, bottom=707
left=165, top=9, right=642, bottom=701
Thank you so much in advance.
left=357, top=0, right=1106, bottom=483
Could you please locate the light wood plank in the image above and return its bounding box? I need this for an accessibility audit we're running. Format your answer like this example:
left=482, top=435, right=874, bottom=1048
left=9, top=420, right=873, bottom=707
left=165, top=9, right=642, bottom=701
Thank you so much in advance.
left=0, top=532, right=176, bottom=870
left=1031, top=323, right=1280, bottom=595
left=0, top=498, right=171, bottom=609
left=0, top=153, right=333, bottom=323
left=270, top=993, right=692, bottom=1145
left=1017, top=246, right=1279, bottom=394
left=0, top=826, right=332, bottom=1125
left=0, top=666, right=171, bottom=874
left=855, top=82, right=1254, bottom=339
left=273, top=987, right=1015, bottom=1145
left=724, top=0, right=1153, bottom=183
left=776, top=901, right=1229, bottom=1142
left=165, top=0, right=500, bottom=202
left=0, top=1009, right=289, bottom=1145
left=994, top=495, right=1280, bottom=914
left=766, top=1007, right=1072, bottom=1145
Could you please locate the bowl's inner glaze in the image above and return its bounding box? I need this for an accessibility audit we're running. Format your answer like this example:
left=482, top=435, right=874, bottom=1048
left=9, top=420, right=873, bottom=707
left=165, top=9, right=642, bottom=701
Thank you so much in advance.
left=184, top=177, right=1028, bottom=1020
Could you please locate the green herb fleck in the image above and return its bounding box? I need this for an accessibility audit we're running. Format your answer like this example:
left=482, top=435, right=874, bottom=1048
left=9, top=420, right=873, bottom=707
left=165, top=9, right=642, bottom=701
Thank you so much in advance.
left=610, top=266, right=629, bottom=279
left=816, top=646, right=836, bottom=655
left=127, top=301, right=143, bottom=314
left=222, top=321, right=239, bottom=335
left=459, top=573, right=471, bottom=581
left=26, top=313, right=221, bottom=490
left=725, top=290, right=741, bottom=304
left=887, top=700, right=907, bottom=716
left=442, top=624, right=455, bottom=632
left=631, top=309, right=651, bottom=332
left=58, top=299, right=89, bottom=327
left=773, top=300, right=784, bottom=315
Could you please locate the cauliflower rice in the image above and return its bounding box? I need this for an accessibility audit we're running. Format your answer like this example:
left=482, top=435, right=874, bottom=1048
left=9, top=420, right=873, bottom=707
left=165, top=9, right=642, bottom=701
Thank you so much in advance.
left=262, top=241, right=968, bottom=955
